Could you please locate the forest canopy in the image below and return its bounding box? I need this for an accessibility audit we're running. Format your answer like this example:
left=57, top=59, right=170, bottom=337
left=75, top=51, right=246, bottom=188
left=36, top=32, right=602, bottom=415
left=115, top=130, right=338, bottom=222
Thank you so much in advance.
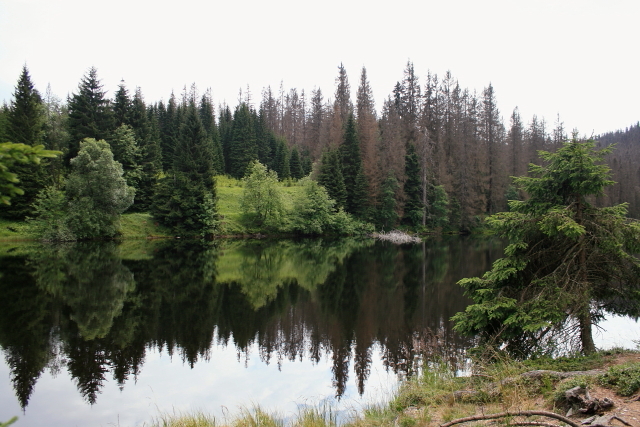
left=1, top=62, right=639, bottom=237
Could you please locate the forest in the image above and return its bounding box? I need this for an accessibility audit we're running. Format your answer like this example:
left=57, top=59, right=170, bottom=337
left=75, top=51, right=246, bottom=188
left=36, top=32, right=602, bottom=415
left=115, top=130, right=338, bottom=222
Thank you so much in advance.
left=1, top=62, right=639, bottom=236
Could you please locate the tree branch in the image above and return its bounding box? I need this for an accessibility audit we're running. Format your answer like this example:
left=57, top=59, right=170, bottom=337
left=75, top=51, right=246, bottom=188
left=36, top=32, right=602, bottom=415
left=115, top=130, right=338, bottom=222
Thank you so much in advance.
left=440, top=410, right=581, bottom=427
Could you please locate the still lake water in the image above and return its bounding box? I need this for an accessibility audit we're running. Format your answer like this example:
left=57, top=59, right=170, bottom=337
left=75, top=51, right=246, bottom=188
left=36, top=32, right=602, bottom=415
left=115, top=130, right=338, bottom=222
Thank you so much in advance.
left=0, top=236, right=638, bottom=427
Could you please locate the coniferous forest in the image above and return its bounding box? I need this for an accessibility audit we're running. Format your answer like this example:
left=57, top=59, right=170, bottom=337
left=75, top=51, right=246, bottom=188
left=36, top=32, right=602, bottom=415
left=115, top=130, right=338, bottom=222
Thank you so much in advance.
left=1, top=63, right=639, bottom=235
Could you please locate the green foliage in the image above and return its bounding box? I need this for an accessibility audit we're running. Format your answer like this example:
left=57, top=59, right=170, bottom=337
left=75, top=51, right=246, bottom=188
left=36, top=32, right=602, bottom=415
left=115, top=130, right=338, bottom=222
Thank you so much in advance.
left=426, top=184, right=449, bottom=229
left=340, top=114, right=368, bottom=217
left=241, top=161, right=284, bottom=227
left=227, top=103, right=258, bottom=179
left=151, top=172, right=218, bottom=236
left=289, top=177, right=373, bottom=235
left=29, top=139, right=133, bottom=240
left=377, top=173, right=399, bottom=229
left=289, top=147, right=304, bottom=179
left=65, top=139, right=135, bottom=238
left=110, top=124, right=141, bottom=189
left=6, top=66, right=45, bottom=147
left=453, top=138, right=640, bottom=356
left=402, top=143, right=424, bottom=227
left=0, top=142, right=59, bottom=205
left=318, top=149, right=346, bottom=209
left=290, top=177, right=336, bottom=234
left=273, top=136, right=290, bottom=179
left=29, top=186, right=75, bottom=241
left=66, top=67, right=114, bottom=162
left=599, top=362, right=640, bottom=396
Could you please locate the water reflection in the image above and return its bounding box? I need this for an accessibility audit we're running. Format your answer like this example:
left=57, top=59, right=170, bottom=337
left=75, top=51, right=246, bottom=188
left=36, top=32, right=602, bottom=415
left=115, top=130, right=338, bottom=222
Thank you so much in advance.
left=0, top=236, right=503, bottom=410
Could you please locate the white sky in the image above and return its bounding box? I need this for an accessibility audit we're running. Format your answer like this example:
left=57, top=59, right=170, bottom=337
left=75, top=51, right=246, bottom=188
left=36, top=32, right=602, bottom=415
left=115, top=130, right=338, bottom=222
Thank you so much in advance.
left=1, top=0, right=638, bottom=136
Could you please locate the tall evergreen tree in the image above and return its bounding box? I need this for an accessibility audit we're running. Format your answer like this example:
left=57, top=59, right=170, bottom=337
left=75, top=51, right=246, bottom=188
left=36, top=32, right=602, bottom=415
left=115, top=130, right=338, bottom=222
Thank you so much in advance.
left=402, top=142, right=424, bottom=226
left=454, top=138, right=640, bottom=355
left=1, top=66, right=48, bottom=219
left=318, top=149, right=346, bottom=209
left=151, top=101, right=217, bottom=235
left=273, top=136, right=290, bottom=179
left=340, top=114, right=368, bottom=217
left=289, top=146, right=304, bottom=179
left=113, top=80, right=132, bottom=127
left=198, top=91, right=223, bottom=174
left=227, top=103, right=257, bottom=179
left=173, top=101, right=214, bottom=181
left=6, top=66, right=45, bottom=147
left=218, top=104, right=233, bottom=174
left=66, top=67, right=114, bottom=163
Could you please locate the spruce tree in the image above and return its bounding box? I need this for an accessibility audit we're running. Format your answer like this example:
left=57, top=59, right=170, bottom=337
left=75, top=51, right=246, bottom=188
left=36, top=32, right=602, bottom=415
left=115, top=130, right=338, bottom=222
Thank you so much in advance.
left=151, top=101, right=217, bottom=235
left=289, top=147, right=304, bottom=179
left=453, top=138, right=640, bottom=355
left=227, top=103, right=257, bottom=179
left=318, top=149, right=346, bottom=209
left=273, top=137, right=290, bottom=179
left=1, top=66, right=48, bottom=219
left=6, top=66, right=45, bottom=147
left=340, top=114, right=368, bottom=217
left=218, top=104, right=233, bottom=174
left=402, top=142, right=424, bottom=226
left=198, top=92, right=223, bottom=174
left=66, top=67, right=114, bottom=163
left=113, top=80, right=132, bottom=127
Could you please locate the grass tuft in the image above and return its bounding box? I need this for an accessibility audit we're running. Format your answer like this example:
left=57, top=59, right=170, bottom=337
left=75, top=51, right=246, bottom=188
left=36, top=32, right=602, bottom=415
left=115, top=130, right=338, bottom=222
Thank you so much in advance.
left=598, top=361, right=640, bottom=396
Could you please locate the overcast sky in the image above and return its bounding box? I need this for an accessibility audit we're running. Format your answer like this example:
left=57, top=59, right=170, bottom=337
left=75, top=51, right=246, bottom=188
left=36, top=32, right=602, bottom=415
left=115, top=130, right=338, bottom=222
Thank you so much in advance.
left=1, top=0, right=638, bottom=136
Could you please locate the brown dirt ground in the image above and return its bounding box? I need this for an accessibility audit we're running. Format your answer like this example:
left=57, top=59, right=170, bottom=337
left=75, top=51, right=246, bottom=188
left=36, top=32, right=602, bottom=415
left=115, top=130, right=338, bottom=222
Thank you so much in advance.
left=409, top=353, right=640, bottom=427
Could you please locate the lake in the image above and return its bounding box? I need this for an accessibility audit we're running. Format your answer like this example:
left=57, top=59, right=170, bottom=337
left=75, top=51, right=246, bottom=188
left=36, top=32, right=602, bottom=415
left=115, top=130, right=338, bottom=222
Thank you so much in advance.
left=0, top=236, right=638, bottom=427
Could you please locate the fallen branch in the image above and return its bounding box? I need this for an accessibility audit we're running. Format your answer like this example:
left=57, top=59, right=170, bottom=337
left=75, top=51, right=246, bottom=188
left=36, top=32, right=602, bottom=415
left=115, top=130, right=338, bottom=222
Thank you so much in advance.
left=440, top=410, right=581, bottom=427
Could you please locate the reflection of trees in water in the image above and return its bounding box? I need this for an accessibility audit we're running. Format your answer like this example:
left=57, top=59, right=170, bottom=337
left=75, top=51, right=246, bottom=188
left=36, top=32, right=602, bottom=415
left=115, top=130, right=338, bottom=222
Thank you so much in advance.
left=0, top=236, right=503, bottom=408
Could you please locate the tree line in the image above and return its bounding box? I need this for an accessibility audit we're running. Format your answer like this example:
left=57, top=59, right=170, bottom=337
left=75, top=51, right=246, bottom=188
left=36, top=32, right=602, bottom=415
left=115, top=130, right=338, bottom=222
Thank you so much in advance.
left=1, top=63, right=638, bottom=236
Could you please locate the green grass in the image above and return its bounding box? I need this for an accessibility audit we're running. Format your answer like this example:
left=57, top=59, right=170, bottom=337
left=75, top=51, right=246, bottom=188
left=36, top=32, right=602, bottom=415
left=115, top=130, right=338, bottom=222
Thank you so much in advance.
left=0, top=218, right=35, bottom=240
left=0, top=176, right=308, bottom=240
left=118, top=212, right=172, bottom=238
left=215, top=176, right=305, bottom=235
left=599, top=361, right=640, bottom=396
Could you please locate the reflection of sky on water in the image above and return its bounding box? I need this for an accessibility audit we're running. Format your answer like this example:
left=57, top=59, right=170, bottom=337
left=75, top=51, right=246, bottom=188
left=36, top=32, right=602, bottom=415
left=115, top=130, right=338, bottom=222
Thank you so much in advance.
left=0, top=341, right=397, bottom=427
left=595, top=315, right=639, bottom=350
left=1, top=317, right=638, bottom=426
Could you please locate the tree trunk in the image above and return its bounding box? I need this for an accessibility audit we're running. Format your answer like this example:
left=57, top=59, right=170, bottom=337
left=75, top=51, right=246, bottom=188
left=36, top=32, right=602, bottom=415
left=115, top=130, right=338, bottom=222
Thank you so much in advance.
left=579, top=309, right=596, bottom=355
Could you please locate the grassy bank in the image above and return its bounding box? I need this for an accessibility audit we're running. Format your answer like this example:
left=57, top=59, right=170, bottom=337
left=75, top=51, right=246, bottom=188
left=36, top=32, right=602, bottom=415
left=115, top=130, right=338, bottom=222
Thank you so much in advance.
left=0, top=176, right=309, bottom=241
left=142, top=349, right=640, bottom=427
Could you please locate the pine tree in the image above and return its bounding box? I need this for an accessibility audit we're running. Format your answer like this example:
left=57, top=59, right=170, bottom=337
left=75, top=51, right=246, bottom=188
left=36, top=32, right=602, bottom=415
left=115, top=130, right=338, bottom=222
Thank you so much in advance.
left=402, top=142, right=424, bottom=226
left=113, top=80, right=132, bottom=127
left=173, top=101, right=214, bottom=182
left=218, top=104, right=233, bottom=174
left=318, top=149, right=346, bottom=209
left=273, top=136, right=290, bottom=179
left=227, top=103, right=257, bottom=178
left=6, top=66, right=45, bottom=147
left=1, top=66, right=48, bottom=219
left=454, top=138, right=640, bottom=355
left=67, top=67, right=114, bottom=163
left=151, top=101, right=217, bottom=235
left=198, top=91, right=223, bottom=174
left=340, top=114, right=368, bottom=217
left=356, top=66, right=380, bottom=208
left=289, top=147, right=304, bottom=179
left=377, top=173, right=399, bottom=229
